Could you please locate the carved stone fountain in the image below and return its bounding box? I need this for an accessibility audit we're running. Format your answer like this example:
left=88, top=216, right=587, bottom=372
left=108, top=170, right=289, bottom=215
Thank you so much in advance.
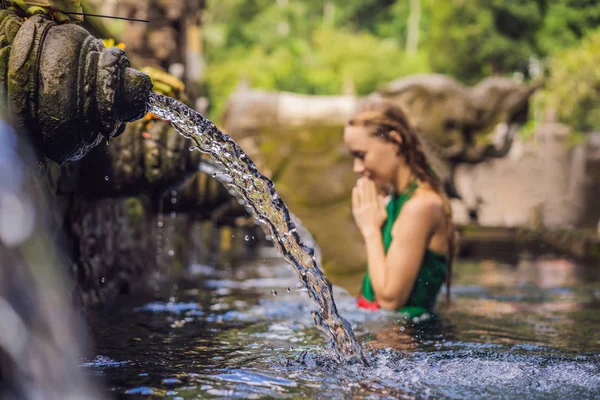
left=0, top=10, right=152, bottom=163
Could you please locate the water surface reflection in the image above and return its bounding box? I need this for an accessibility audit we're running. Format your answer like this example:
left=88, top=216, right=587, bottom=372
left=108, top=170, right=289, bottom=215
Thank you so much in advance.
left=85, top=250, right=600, bottom=399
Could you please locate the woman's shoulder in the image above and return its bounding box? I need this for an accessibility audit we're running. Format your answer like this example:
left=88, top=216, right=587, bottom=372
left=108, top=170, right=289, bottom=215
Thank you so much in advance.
left=393, top=187, right=443, bottom=228
left=404, top=188, right=444, bottom=216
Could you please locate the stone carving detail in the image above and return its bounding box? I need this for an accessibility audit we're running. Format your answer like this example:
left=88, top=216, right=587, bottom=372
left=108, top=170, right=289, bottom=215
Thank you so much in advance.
left=0, top=10, right=152, bottom=163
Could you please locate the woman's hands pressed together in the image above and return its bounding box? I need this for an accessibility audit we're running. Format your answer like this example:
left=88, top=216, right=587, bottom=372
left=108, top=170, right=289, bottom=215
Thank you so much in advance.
left=352, top=177, right=387, bottom=238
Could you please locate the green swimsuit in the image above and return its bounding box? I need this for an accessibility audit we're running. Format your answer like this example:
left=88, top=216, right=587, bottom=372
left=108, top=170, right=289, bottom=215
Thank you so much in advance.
left=358, top=181, right=448, bottom=319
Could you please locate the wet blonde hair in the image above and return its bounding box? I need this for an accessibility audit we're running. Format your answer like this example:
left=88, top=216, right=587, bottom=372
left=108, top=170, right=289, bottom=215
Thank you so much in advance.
left=348, top=100, right=457, bottom=302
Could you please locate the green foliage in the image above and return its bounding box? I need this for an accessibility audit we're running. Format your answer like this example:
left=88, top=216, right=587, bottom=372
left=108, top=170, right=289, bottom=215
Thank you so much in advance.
left=203, top=0, right=429, bottom=121
left=537, top=0, right=600, bottom=55
left=519, top=118, right=538, bottom=141
left=201, top=0, right=598, bottom=131
left=424, top=0, right=545, bottom=83
left=544, top=29, right=600, bottom=132
left=423, top=0, right=600, bottom=84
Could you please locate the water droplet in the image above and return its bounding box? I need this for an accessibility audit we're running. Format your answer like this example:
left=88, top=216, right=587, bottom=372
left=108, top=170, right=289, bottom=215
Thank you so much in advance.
left=170, top=212, right=176, bottom=218
left=101, top=277, right=106, bottom=283
left=171, top=191, right=177, bottom=197
left=168, top=249, right=175, bottom=256
left=104, top=176, right=109, bottom=181
left=271, top=290, right=277, bottom=296
left=171, top=198, right=177, bottom=204
left=244, top=235, right=250, bottom=241
left=157, top=221, right=164, bottom=228
left=287, top=287, right=291, bottom=293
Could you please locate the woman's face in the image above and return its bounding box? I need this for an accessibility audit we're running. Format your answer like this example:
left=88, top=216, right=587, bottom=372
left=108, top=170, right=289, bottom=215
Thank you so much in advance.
left=344, top=125, right=402, bottom=191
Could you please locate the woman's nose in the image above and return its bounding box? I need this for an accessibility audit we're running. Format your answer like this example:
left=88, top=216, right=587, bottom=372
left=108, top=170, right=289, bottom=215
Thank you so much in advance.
left=353, top=158, right=365, bottom=174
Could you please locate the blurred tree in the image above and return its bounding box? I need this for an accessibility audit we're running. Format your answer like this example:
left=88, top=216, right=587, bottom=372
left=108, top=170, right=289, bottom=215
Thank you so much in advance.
left=537, top=0, right=600, bottom=55
left=202, top=0, right=429, bottom=121
left=424, top=0, right=545, bottom=83
left=424, top=0, right=600, bottom=83
left=201, top=0, right=598, bottom=128
left=543, top=28, right=600, bottom=132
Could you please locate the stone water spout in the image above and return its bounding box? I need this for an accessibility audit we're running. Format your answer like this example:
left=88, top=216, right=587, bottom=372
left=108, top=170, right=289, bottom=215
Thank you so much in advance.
left=0, top=9, right=152, bottom=163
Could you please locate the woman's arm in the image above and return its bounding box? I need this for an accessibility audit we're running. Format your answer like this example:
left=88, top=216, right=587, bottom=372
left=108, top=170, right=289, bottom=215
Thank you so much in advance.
left=366, top=197, right=442, bottom=310
left=352, top=178, right=442, bottom=310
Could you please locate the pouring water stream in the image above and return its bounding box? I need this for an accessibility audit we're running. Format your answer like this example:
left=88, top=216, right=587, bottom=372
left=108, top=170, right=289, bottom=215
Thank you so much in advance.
left=147, top=92, right=366, bottom=364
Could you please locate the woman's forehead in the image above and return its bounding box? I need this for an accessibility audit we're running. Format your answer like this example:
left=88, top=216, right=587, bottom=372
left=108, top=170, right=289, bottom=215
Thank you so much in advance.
left=344, top=125, right=371, bottom=143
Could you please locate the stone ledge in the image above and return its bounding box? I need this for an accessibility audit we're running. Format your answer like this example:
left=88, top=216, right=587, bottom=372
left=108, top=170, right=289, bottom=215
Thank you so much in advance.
left=458, top=225, right=600, bottom=263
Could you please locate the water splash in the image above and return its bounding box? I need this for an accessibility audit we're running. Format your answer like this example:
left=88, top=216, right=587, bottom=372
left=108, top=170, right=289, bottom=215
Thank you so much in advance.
left=148, top=92, right=365, bottom=364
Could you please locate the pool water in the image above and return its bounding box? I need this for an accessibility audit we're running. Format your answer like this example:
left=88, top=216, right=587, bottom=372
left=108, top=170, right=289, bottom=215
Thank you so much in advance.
left=84, top=248, right=600, bottom=399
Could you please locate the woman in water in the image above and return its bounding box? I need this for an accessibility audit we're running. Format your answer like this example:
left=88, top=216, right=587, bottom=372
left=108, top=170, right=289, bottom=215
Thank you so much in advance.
left=344, top=101, right=457, bottom=318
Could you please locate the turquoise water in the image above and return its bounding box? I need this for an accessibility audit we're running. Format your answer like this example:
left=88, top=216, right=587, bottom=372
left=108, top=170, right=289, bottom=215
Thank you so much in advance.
left=84, top=248, right=600, bottom=399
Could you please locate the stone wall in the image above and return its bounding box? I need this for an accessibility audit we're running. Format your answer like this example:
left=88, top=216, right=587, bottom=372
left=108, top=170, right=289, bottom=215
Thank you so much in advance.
left=453, top=124, right=597, bottom=230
